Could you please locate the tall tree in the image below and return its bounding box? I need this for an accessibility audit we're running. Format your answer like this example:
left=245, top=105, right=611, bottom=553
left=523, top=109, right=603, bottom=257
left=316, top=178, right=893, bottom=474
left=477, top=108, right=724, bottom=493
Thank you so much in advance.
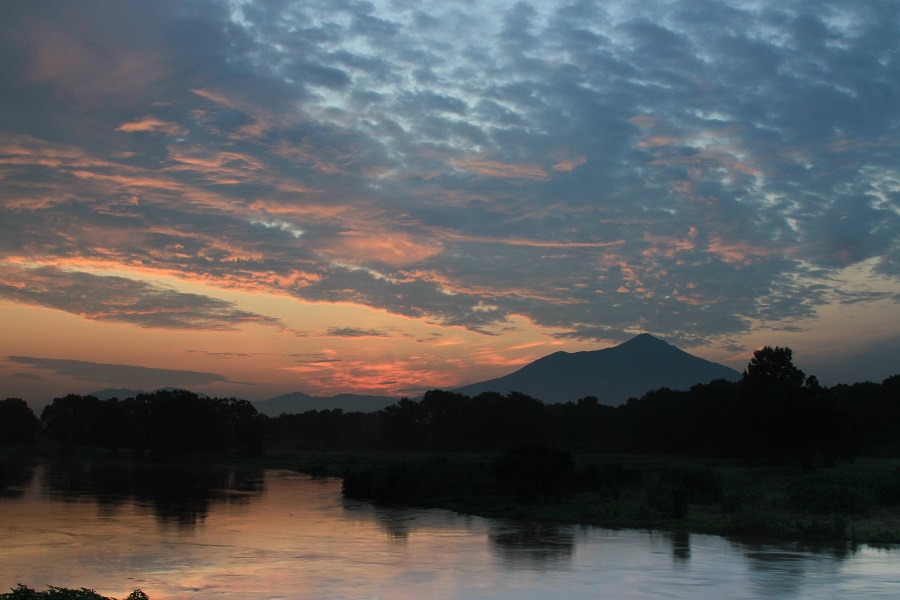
left=741, top=346, right=805, bottom=393
left=739, top=346, right=853, bottom=466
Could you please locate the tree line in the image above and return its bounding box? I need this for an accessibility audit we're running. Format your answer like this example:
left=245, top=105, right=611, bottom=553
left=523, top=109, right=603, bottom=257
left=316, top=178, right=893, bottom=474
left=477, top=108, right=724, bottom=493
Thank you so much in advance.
left=269, top=347, right=899, bottom=464
left=1, top=389, right=265, bottom=456
left=2, top=347, right=899, bottom=463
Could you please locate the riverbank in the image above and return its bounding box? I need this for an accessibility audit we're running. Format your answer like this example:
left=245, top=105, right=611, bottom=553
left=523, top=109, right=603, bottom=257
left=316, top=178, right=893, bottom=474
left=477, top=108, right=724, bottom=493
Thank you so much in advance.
left=4, top=445, right=900, bottom=545
left=255, top=451, right=900, bottom=546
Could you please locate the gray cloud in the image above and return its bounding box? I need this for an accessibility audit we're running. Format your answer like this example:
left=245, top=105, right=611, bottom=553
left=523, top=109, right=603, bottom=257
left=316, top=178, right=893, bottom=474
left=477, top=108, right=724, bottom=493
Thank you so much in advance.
left=327, top=327, right=391, bottom=338
left=6, top=356, right=238, bottom=389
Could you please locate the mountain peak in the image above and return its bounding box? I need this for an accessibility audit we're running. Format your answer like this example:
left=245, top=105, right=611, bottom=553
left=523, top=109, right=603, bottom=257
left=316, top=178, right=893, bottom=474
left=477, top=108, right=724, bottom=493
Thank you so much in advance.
left=454, top=335, right=739, bottom=405
left=618, top=333, right=668, bottom=347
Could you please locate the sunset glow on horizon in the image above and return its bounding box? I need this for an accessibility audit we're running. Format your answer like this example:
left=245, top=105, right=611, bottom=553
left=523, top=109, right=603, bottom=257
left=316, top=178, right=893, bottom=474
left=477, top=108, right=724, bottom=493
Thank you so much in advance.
left=2, top=1, right=898, bottom=406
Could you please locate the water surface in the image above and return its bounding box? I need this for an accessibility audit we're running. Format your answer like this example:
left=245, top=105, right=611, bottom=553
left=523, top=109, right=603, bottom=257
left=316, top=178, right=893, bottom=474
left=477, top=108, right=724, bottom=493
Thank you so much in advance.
left=1, top=459, right=897, bottom=599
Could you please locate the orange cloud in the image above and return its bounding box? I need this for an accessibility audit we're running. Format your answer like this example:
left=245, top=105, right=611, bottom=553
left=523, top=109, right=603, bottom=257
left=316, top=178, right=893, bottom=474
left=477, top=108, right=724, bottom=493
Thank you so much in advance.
left=629, top=115, right=658, bottom=129
left=438, top=229, right=626, bottom=250
left=116, top=117, right=184, bottom=137
left=190, top=88, right=240, bottom=109
left=322, top=231, right=444, bottom=268
left=706, top=235, right=773, bottom=265
left=281, top=355, right=458, bottom=397
left=641, top=231, right=697, bottom=259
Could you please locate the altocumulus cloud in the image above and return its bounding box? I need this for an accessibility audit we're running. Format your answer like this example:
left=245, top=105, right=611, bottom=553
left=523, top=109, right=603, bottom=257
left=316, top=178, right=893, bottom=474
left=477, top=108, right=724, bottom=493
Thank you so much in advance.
left=0, top=0, right=897, bottom=350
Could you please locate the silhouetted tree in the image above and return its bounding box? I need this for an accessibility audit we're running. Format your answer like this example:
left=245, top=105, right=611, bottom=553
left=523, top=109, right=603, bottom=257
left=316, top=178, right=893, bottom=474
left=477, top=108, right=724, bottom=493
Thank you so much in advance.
left=0, top=398, right=41, bottom=444
left=380, top=396, right=427, bottom=449
left=41, top=394, right=104, bottom=445
left=832, top=375, right=900, bottom=455
left=216, top=397, right=267, bottom=456
left=739, top=346, right=854, bottom=466
left=419, top=389, right=474, bottom=450
left=478, top=391, right=546, bottom=449
left=742, top=346, right=806, bottom=393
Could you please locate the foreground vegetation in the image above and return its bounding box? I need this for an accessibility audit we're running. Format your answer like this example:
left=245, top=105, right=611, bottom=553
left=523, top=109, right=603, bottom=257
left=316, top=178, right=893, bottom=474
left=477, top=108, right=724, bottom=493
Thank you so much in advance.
left=0, top=586, right=147, bottom=600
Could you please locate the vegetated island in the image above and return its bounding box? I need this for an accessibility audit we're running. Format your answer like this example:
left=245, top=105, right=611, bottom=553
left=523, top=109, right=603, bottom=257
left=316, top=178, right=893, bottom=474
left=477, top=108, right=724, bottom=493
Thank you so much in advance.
left=3, top=346, right=900, bottom=548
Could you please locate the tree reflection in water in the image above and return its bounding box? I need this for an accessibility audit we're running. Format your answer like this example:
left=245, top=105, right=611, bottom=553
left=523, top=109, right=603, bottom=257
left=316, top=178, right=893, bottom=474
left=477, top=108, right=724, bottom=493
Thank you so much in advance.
left=488, top=522, right=576, bottom=569
left=32, top=459, right=265, bottom=527
left=0, top=458, right=36, bottom=499
left=670, top=530, right=691, bottom=564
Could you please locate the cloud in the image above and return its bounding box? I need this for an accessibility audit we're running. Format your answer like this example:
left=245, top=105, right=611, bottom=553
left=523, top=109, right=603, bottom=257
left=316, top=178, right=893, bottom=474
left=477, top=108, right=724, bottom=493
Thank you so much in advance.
left=0, top=264, right=284, bottom=331
left=327, top=327, right=391, bottom=338
left=6, top=356, right=237, bottom=389
left=185, top=351, right=273, bottom=359
left=451, top=159, right=549, bottom=181
left=0, top=0, right=897, bottom=357
left=116, top=117, right=185, bottom=137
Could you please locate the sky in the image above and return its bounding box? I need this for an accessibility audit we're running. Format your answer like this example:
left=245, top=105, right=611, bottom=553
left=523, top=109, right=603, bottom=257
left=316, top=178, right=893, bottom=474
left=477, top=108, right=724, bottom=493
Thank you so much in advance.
left=1, top=0, right=898, bottom=406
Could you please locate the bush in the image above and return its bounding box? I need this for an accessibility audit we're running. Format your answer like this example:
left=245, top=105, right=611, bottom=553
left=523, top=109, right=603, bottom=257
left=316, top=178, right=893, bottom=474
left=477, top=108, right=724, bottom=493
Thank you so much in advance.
left=641, top=477, right=689, bottom=520
left=787, top=474, right=875, bottom=515
left=578, top=462, right=640, bottom=499
left=667, top=464, right=722, bottom=504
left=491, top=444, right=576, bottom=504
left=342, top=457, right=491, bottom=505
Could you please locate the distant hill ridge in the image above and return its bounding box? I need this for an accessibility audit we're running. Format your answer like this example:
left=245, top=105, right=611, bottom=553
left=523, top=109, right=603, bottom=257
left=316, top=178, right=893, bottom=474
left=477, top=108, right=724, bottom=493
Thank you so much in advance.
left=85, top=387, right=396, bottom=416
left=453, top=333, right=740, bottom=405
left=88, top=387, right=209, bottom=400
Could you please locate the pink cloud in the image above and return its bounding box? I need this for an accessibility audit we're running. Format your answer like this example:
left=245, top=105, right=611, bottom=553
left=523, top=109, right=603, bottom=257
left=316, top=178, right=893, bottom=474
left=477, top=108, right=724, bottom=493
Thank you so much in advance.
left=452, top=159, right=549, bottom=181
left=551, top=155, right=587, bottom=172
left=636, top=136, right=680, bottom=148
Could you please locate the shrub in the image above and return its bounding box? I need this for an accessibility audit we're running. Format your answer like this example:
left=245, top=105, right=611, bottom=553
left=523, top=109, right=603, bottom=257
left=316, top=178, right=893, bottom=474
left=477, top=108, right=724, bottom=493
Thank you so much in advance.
left=667, top=464, right=722, bottom=504
left=873, top=466, right=900, bottom=506
left=640, top=474, right=689, bottom=520
left=787, top=474, right=875, bottom=515
left=578, top=462, right=640, bottom=499
left=491, top=444, right=576, bottom=504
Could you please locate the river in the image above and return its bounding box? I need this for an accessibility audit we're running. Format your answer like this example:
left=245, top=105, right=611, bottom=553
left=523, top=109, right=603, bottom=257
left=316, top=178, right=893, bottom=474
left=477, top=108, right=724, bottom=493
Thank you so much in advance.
left=1, top=459, right=897, bottom=599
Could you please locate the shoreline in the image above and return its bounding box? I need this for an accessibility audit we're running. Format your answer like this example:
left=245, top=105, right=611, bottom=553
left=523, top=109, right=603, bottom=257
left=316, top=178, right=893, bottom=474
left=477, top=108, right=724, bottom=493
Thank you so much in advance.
left=255, top=451, right=900, bottom=547
left=4, top=446, right=900, bottom=546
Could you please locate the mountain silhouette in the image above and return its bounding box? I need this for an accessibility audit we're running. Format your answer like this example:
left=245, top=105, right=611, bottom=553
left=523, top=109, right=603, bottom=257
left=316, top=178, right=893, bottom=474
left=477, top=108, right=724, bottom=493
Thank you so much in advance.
left=88, top=388, right=147, bottom=401
left=253, top=391, right=398, bottom=416
left=88, top=387, right=210, bottom=400
left=453, top=333, right=739, bottom=405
